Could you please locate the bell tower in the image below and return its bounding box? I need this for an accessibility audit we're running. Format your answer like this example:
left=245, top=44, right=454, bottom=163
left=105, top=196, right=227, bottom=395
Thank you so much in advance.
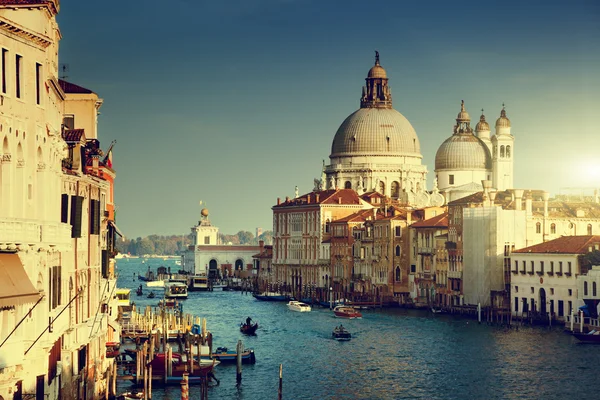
left=360, top=51, right=392, bottom=109
left=491, top=105, right=514, bottom=191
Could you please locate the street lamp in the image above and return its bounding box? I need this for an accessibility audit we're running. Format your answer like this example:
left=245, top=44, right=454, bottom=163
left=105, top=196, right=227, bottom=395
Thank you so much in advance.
left=329, top=286, right=333, bottom=310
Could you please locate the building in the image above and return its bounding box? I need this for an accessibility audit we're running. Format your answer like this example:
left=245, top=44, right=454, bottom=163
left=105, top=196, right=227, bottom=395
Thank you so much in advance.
left=0, top=1, right=120, bottom=399
left=182, top=208, right=261, bottom=279
left=322, top=53, right=443, bottom=208
left=511, top=236, right=600, bottom=321
left=435, top=101, right=514, bottom=202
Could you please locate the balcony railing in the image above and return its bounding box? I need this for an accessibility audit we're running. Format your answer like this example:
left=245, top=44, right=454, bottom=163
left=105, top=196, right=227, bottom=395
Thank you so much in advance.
left=0, top=218, right=71, bottom=247
left=418, top=246, right=435, bottom=255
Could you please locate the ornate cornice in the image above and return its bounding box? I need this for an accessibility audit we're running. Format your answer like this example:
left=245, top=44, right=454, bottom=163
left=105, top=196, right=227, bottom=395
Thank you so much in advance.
left=0, top=16, right=53, bottom=48
left=0, top=1, right=59, bottom=15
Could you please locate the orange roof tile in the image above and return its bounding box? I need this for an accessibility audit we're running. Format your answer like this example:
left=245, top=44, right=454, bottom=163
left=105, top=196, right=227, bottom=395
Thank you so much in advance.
left=411, top=212, right=448, bottom=228
left=513, top=235, right=600, bottom=254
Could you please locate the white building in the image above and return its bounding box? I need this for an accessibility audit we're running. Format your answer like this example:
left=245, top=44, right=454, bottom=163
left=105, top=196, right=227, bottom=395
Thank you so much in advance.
left=323, top=53, right=440, bottom=207
left=511, top=236, right=600, bottom=321
left=0, top=2, right=119, bottom=399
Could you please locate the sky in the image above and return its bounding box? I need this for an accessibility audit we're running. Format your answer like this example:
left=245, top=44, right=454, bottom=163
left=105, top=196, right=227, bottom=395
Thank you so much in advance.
left=56, top=0, right=600, bottom=239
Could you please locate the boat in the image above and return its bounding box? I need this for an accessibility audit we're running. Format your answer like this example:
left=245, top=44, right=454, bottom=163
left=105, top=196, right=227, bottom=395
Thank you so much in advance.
left=332, top=325, right=352, bottom=341
left=572, top=330, right=600, bottom=343
left=164, top=281, right=188, bottom=299
left=319, top=299, right=346, bottom=308
left=209, top=347, right=256, bottom=364
left=240, top=322, right=259, bottom=335
left=136, top=285, right=143, bottom=296
left=117, top=390, right=144, bottom=400
left=148, top=352, right=219, bottom=377
left=333, top=305, right=362, bottom=319
left=147, top=291, right=155, bottom=299
left=431, top=307, right=445, bottom=314
left=147, top=280, right=165, bottom=288
left=287, top=300, right=312, bottom=312
left=105, top=341, right=121, bottom=358
left=253, top=292, right=288, bottom=302
left=138, top=267, right=156, bottom=282
left=189, top=275, right=209, bottom=291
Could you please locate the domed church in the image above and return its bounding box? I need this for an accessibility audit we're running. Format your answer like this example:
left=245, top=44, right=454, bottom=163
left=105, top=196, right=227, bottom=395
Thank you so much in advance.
left=321, top=52, right=436, bottom=206
left=434, top=101, right=514, bottom=202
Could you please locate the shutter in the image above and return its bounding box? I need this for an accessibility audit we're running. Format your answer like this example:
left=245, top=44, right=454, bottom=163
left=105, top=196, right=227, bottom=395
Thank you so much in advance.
left=101, top=250, right=108, bottom=278
left=94, top=200, right=101, bottom=234
left=61, top=194, right=69, bottom=223
left=89, top=199, right=100, bottom=235
left=70, top=196, right=83, bottom=238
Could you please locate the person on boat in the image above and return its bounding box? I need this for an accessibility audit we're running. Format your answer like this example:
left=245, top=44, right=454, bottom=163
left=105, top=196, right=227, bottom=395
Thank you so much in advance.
left=246, top=316, right=252, bottom=326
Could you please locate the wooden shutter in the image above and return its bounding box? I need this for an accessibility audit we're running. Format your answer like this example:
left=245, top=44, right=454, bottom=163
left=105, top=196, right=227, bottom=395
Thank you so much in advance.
left=89, top=199, right=100, bottom=235
left=70, top=196, right=83, bottom=238
left=61, top=194, right=69, bottom=223
left=101, top=250, right=108, bottom=278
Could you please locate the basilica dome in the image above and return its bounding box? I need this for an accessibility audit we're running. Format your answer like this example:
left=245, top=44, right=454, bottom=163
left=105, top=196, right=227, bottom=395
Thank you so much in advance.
left=331, top=108, right=421, bottom=157
left=435, top=101, right=492, bottom=171
left=435, top=134, right=492, bottom=170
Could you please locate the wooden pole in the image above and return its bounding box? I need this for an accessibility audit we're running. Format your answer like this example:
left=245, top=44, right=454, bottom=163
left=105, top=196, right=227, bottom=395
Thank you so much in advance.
left=168, top=346, right=173, bottom=377
left=180, top=373, right=189, bottom=400
left=148, top=364, right=153, bottom=399
left=111, top=361, right=117, bottom=398
left=570, top=309, right=574, bottom=332
left=236, top=340, right=243, bottom=384
left=143, top=364, right=148, bottom=400
left=580, top=310, right=584, bottom=333
left=278, top=364, right=283, bottom=400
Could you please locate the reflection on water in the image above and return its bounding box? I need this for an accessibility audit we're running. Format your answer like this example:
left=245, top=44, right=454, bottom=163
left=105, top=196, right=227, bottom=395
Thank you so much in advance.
left=116, top=260, right=598, bottom=400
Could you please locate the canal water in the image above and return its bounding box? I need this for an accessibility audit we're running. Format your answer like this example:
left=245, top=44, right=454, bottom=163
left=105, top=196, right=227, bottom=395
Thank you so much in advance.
left=116, top=259, right=598, bottom=400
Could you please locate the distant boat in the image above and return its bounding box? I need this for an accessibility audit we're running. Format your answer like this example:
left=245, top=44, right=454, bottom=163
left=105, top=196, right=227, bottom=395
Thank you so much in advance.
left=253, top=292, right=288, bottom=302
left=332, top=325, right=352, bottom=341
left=240, top=322, right=259, bottom=335
left=287, top=301, right=312, bottom=312
left=164, top=282, right=188, bottom=299
left=189, top=275, right=209, bottom=291
left=208, top=347, right=256, bottom=364
left=333, top=306, right=362, bottom=319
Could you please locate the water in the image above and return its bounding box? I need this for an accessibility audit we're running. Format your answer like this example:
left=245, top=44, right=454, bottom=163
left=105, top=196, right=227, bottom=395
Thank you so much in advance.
left=117, top=259, right=599, bottom=399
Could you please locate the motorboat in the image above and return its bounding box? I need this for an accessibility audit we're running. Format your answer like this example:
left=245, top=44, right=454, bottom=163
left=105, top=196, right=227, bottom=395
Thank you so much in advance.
left=240, top=322, right=259, bottom=335
left=189, top=275, right=209, bottom=291
left=105, top=341, right=121, bottom=358
left=332, top=325, right=352, bottom=341
left=572, top=330, right=600, bottom=343
left=117, top=390, right=144, bottom=400
left=164, top=282, right=188, bottom=299
left=147, top=291, right=155, bottom=299
left=209, top=347, right=256, bottom=364
left=333, top=305, right=362, bottom=319
left=287, top=300, right=312, bottom=312
left=253, top=292, right=288, bottom=301
left=148, top=352, right=219, bottom=377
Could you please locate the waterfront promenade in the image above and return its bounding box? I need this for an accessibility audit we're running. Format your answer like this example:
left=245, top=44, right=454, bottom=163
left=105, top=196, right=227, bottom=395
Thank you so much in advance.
left=116, top=259, right=598, bottom=400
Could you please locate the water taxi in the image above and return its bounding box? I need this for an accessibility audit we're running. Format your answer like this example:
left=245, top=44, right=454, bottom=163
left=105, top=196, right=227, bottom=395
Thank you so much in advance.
left=189, top=275, right=209, bottom=291
left=287, top=300, right=312, bottom=312
left=164, top=282, right=188, bottom=299
left=333, top=305, right=362, bottom=319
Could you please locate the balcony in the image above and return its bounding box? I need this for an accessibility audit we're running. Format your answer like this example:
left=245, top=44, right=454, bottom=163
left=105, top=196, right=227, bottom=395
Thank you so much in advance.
left=448, top=270, right=462, bottom=279
left=0, top=218, right=71, bottom=248
left=418, top=246, right=435, bottom=255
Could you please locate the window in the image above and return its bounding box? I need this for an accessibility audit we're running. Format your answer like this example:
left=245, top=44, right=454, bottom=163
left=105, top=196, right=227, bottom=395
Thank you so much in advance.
left=15, top=54, right=22, bottom=98
left=506, top=145, right=511, bottom=158
left=550, top=223, right=556, bottom=234
left=395, top=245, right=401, bottom=257
left=395, top=266, right=401, bottom=282
left=63, top=115, right=75, bottom=130
left=594, top=282, right=597, bottom=297
left=588, top=224, right=593, bottom=235
left=449, top=175, right=454, bottom=185
left=204, top=236, right=210, bottom=244
left=584, top=281, right=588, bottom=296
left=559, top=261, right=563, bottom=275
left=344, top=181, right=351, bottom=189
left=567, top=262, right=572, bottom=276
left=531, top=287, right=534, bottom=294
left=529, top=261, right=534, bottom=274
left=536, top=222, right=541, bottom=234
left=395, top=226, right=401, bottom=237
left=539, top=261, right=544, bottom=275
left=550, top=261, right=554, bottom=275
left=568, top=289, right=572, bottom=296
left=325, top=220, right=330, bottom=234
left=500, top=145, right=505, bottom=158
left=35, top=62, right=42, bottom=105
left=514, top=260, right=518, bottom=272
left=410, top=264, right=416, bottom=273
left=515, top=286, right=518, bottom=293
left=514, top=297, right=519, bottom=311
left=550, top=288, right=554, bottom=295
left=1, top=48, right=6, bottom=93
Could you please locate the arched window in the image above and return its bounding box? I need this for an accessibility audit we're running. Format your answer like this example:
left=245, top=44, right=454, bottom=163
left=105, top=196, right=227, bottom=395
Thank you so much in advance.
left=584, top=281, right=588, bottom=296
left=325, top=219, right=330, bottom=234
left=344, top=181, right=352, bottom=189
left=506, top=145, right=511, bottom=158
left=500, top=145, right=505, bottom=158
left=391, top=181, right=400, bottom=198
left=395, top=266, right=401, bottom=282
left=395, top=245, right=401, bottom=257
left=536, top=222, right=541, bottom=234
left=378, top=181, right=385, bottom=195
left=588, top=224, right=593, bottom=235
left=550, top=223, right=556, bottom=234
left=594, top=282, right=597, bottom=297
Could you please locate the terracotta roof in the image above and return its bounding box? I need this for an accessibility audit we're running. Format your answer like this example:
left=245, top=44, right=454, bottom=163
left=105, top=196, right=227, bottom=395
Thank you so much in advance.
left=62, top=129, right=85, bottom=143
left=513, top=235, right=600, bottom=254
left=334, top=209, right=376, bottom=223
left=411, top=212, right=448, bottom=228
left=58, top=79, right=93, bottom=94
left=273, top=189, right=362, bottom=208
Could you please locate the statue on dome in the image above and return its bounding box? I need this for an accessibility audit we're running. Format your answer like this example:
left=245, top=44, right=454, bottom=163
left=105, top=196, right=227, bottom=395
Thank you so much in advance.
left=375, top=50, right=380, bottom=64
left=329, top=177, right=335, bottom=190
left=295, top=186, right=299, bottom=198
left=357, top=176, right=364, bottom=192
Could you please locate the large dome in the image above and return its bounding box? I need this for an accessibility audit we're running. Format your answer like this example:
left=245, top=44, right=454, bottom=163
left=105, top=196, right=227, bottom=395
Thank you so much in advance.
left=330, top=108, right=421, bottom=157
left=435, top=134, right=492, bottom=170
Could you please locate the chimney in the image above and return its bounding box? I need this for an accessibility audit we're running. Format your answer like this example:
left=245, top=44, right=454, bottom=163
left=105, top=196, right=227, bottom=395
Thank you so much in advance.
left=277, top=197, right=281, bottom=205
left=316, top=193, right=320, bottom=202
left=514, top=189, right=524, bottom=211
left=489, top=191, right=497, bottom=204
left=543, top=192, right=550, bottom=217
left=285, top=196, right=290, bottom=202
left=307, top=195, right=311, bottom=204
left=525, top=192, right=532, bottom=214
left=338, top=197, right=342, bottom=204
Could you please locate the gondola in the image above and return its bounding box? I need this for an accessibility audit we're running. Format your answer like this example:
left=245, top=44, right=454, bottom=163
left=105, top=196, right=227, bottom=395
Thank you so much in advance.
left=240, top=322, right=259, bottom=335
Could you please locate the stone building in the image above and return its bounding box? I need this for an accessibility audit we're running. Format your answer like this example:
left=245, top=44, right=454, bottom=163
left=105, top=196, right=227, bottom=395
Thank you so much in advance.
left=0, top=2, right=120, bottom=399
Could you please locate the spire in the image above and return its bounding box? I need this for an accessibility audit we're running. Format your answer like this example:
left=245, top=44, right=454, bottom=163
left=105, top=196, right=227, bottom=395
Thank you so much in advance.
left=475, top=108, right=490, bottom=132
left=360, top=51, right=392, bottom=109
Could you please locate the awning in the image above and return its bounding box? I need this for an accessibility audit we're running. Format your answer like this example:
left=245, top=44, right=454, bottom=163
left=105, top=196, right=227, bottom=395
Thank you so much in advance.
left=0, top=253, right=41, bottom=308
left=109, top=221, right=124, bottom=237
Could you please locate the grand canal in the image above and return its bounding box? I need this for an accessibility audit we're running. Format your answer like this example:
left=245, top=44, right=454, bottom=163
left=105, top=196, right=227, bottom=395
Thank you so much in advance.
left=116, top=259, right=598, bottom=399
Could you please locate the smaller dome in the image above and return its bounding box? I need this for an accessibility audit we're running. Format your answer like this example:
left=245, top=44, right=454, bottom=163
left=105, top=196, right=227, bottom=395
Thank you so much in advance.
left=495, top=107, right=511, bottom=128
left=435, top=134, right=492, bottom=171
left=201, top=208, right=209, bottom=217
left=476, top=112, right=490, bottom=131
left=367, top=64, right=387, bottom=79
left=456, top=100, right=470, bottom=122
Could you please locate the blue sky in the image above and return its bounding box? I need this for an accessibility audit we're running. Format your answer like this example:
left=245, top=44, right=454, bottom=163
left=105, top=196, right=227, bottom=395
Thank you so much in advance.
left=57, top=0, right=600, bottom=239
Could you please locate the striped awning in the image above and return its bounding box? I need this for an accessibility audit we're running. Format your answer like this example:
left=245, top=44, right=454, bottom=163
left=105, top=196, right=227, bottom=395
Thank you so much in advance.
left=0, top=253, right=41, bottom=308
